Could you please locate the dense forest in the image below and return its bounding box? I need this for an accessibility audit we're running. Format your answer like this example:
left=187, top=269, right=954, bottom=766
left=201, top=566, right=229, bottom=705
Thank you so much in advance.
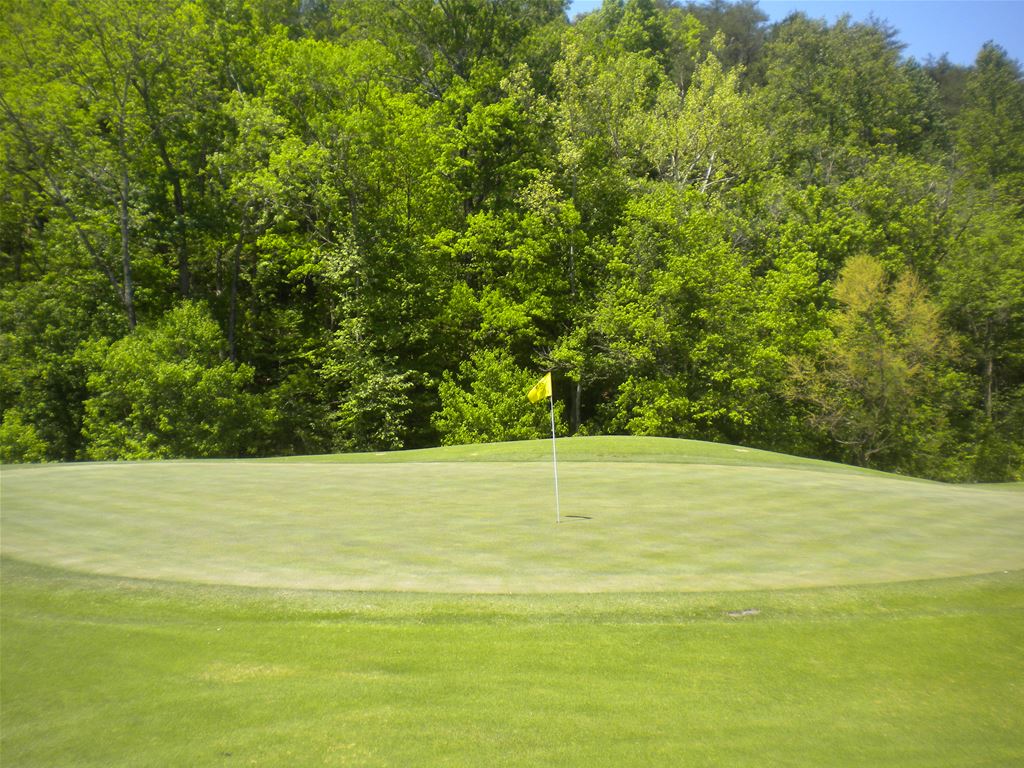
left=1, top=0, right=1022, bottom=480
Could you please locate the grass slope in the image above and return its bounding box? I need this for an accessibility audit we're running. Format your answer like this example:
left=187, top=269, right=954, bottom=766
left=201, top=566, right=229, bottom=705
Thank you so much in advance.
left=2, top=437, right=1023, bottom=766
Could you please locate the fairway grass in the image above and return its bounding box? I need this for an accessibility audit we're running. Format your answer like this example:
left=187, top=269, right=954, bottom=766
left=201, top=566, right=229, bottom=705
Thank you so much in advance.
left=2, top=437, right=1023, bottom=765
left=2, top=560, right=1022, bottom=766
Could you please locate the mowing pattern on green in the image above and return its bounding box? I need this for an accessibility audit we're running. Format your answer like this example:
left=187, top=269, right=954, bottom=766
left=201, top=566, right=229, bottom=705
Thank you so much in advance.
left=4, top=438, right=1021, bottom=592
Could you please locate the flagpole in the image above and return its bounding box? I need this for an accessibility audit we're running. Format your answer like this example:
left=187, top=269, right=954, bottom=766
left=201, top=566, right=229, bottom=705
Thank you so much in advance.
left=549, top=393, right=560, bottom=524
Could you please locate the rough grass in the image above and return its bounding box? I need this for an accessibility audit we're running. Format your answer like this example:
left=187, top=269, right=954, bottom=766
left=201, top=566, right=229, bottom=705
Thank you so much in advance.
left=2, top=437, right=1023, bottom=766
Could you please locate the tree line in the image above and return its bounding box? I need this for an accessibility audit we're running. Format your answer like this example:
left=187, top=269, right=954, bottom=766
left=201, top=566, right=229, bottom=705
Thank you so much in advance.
left=2, top=0, right=1022, bottom=480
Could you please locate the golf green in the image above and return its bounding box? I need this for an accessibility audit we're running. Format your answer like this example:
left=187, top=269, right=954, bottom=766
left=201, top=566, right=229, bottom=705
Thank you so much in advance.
left=3, top=437, right=1021, bottom=592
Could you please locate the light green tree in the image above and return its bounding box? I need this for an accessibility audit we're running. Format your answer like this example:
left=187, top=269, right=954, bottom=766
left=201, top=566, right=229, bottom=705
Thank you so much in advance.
left=646, top=34, right=766, bottom=194
left=788, top=255, right=960, bottom=474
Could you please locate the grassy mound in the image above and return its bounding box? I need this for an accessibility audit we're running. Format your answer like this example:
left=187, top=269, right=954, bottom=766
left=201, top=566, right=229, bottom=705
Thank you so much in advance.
left=3, top=437, right=1021, bottom=592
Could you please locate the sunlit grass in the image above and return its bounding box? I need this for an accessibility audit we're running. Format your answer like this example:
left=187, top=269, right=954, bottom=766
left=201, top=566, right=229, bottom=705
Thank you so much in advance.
left=2, top=560, right=1022, bottom=767
left=2, top=437, right=1022, bottom=766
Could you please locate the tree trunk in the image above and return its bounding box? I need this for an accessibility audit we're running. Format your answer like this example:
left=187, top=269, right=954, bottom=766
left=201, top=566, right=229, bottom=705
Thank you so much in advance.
left=573, top=379, right=582, bottom=434
left=136, top=80, right=190, bottom=298
left=228, top=228, right=244, bottom=362
left=171, top=172, right=189, bottom=298
left=567, top=240, right=578, bottom=298
left=985, top=354, right=994, bottom=421
left=119, top=165, right=136, bottom=329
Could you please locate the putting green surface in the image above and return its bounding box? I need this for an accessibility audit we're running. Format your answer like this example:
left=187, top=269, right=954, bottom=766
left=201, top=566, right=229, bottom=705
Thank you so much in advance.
left=3, top=437, right=1023, bottom=766
left=3, top=437, right=1022, bottom=592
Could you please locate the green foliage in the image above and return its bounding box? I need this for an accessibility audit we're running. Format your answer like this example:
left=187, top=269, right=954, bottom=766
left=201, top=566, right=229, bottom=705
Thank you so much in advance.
left=602, top=375, right=696, bottom=437
left=759, top=14, right=941, bottom=179
left=433, top=349, right=563, bottom=445
left=0, top=0, right=1020, bottom=479
left=938, top=199, right=1024, bottom=480
left=587, top=186, right=768, bottom=443
left=0, top=409, right=48, bottom=463
left=319, top=320, right=416, bottom=452
left=774, top=155, right=953, bottom=282
left=0, top=274, right=123, bottom=461
left=80, top=302, right=271, bottom=459
left=788, top=255, right=961, bottom=475
left=955, top=43, right=1024, bottom=206
left=647, top=35, right=767, bottom=192
left=971, top=417, right=1024, bottom=482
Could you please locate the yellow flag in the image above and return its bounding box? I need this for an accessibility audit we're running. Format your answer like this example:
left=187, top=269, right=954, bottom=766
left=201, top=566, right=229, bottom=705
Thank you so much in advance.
left=527, top=372, right=552, bottom=403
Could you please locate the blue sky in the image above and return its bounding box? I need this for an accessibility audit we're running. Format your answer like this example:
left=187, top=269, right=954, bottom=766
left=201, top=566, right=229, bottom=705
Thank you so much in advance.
left=567, top=1, right=1024, bottom=66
